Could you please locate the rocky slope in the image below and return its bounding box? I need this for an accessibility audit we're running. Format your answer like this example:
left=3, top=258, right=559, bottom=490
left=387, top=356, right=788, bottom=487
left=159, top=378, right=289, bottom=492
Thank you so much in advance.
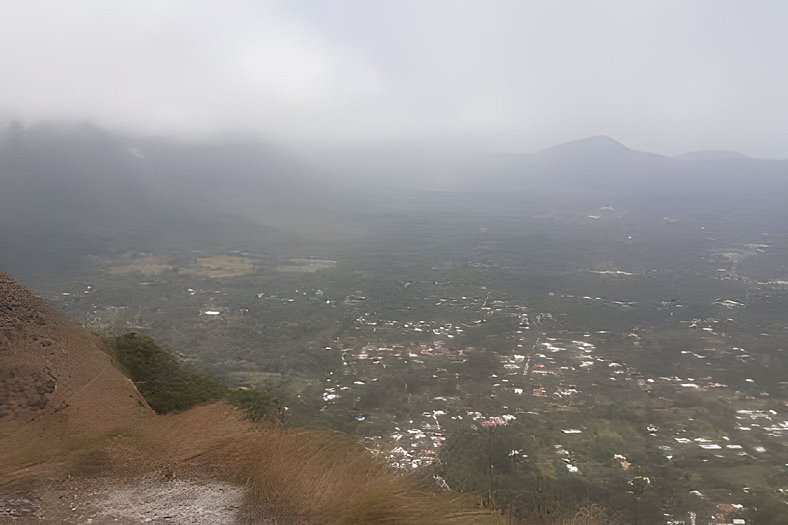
left=0, top=272, right=152, bottom=433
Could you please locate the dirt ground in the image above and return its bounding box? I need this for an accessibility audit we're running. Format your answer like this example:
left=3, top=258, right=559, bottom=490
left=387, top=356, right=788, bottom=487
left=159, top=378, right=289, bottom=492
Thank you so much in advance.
left=105, top=254, right=174, bottom=277
left=104, top=254, right=256, bottom=279
left=0, top=475, right=270, bottom=524
left=186, top=255, right=256, bottom=278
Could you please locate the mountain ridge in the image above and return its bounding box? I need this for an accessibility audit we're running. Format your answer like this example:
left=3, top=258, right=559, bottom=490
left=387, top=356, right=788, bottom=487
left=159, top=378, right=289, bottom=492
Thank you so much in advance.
left=537, top=135, right=634, bottom=155
left=674, top=149, right=752, bottom=161
left=3, top=120, right=788, bottom=281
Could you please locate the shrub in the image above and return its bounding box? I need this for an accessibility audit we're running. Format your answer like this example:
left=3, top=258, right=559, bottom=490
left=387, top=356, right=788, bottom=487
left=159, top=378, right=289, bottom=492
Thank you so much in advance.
left=110, top=332, right=279, bottom=419
left=224, top=387, right=282, bottom=422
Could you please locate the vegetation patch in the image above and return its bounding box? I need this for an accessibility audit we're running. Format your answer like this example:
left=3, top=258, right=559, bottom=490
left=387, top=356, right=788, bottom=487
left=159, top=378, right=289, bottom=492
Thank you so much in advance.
left=110, top=332, right=280, bottom=421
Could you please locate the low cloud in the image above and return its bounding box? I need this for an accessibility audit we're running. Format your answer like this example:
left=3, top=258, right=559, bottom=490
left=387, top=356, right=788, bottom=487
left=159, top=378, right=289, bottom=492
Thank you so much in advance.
left=1, top=1, right=787, bottom=156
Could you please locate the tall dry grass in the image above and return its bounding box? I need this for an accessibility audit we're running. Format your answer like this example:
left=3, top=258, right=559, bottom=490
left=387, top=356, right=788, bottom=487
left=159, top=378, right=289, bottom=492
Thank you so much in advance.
left=136, top=403, right=504, bottom=524
left=3, top=402, right=616, bottom=525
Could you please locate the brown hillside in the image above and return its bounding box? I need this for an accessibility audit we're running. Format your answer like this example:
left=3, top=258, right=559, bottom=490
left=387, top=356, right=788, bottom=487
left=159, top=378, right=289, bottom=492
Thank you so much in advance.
left=0, top=273, right=504, bottom=524
left=0, top=271, right=156, bottom=493
left=0, top=272, right=152, bottom=435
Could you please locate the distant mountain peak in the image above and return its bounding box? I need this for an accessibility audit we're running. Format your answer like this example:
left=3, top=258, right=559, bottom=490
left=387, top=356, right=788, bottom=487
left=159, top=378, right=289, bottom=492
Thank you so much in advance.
left=538, top=135, right=631, bottom=156
left=573, top=135, right=626, bottom=147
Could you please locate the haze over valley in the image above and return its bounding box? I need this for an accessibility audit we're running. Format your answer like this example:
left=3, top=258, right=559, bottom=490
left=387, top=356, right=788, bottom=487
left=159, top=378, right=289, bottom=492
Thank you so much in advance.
left=2, top=121, right=787, bottom=523
left=2, top=2, right=787, bottom=524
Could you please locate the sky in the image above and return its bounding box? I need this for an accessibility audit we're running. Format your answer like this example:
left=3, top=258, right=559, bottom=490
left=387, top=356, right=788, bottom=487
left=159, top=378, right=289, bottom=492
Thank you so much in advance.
left=1, top=0, right=787, bottom=157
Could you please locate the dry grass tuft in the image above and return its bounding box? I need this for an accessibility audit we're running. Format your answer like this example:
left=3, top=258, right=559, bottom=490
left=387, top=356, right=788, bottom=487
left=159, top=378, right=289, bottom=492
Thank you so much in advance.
left=0, top=403, right=499, bottom=523
left=3, top=403, right=620, bottom=524
left=142, top=404, right=502, bottom=524
left=217, top=431, right=496, bottom=524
